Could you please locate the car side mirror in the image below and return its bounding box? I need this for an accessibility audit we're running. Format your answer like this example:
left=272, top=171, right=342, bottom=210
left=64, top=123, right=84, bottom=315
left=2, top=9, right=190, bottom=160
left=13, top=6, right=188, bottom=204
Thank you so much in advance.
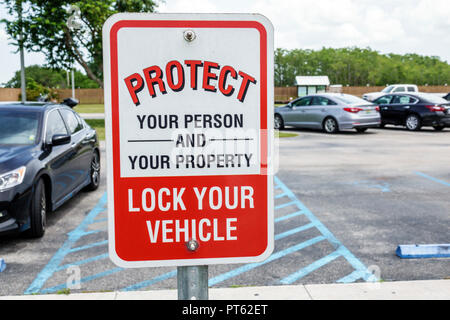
left=51, top=134, right=71, bottom=146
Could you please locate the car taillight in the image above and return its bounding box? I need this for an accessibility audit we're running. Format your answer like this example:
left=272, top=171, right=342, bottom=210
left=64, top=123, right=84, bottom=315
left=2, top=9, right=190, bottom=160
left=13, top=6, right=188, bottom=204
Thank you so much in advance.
left=374, top=106, right=380, bottom=111
left=425, top=105, right=445, bottom=112
left=343, top=107, right=363, bottom=113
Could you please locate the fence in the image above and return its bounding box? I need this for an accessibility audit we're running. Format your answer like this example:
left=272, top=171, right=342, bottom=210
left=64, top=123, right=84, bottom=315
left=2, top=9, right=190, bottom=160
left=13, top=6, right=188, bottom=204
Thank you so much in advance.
left=1, top=86, right=448, bottom=104
left=0, top=88, right=104, bottom=104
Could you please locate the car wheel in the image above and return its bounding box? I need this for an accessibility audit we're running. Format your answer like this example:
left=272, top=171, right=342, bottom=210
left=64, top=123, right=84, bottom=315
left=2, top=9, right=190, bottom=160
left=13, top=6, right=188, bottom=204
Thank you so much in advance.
left=29, top=179, right=46, bottom=238
left=356, top=128, right=368, bottom=133
left=323, top=117, right=339, bottom=134
left=433, top=125, right=445, bottom=131
left=86, top=151, right=100, bottom=191
left=274, top=114, right=284, bottom=130
left=405, top=114, right=421, bottom=131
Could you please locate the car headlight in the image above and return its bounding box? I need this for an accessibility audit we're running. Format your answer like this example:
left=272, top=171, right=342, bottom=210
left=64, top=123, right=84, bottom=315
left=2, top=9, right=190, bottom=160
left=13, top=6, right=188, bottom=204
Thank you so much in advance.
left=0, top=167, right=26, bottom=192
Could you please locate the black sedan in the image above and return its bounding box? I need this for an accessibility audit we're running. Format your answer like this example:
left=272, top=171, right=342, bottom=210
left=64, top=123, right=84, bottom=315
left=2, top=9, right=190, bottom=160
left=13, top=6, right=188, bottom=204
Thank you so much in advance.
left=0, top=102, right=100, bottom=237
left=373, top=93, right=450, bottom=131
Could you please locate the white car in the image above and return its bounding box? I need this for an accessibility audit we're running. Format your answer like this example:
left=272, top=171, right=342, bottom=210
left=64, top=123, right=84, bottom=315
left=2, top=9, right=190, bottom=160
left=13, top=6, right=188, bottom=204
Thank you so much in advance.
left=363, top=84, right=418, bottom=101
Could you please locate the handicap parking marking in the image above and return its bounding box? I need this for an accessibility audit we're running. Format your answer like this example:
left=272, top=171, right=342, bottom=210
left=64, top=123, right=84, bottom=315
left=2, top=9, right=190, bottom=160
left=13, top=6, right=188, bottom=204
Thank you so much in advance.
left=24, top=193, right=111, bottom=294
left=415, top=171, right=450, bottom=187
left=25, top=176, right=374, bottom=294
left=208, top=176, right=375, bottom=286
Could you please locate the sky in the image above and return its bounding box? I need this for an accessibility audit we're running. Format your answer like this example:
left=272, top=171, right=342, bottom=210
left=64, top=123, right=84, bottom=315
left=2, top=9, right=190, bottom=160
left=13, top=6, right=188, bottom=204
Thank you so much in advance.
left=1, top=0, right=450, bottom=85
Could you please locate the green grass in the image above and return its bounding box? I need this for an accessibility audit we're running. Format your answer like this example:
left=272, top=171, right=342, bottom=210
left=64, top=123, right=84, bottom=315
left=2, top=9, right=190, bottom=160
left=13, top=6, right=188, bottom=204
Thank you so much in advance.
left=85, top=119, right=105, bottom=141
left=276, top=131, right=298, bottom=138
left=74, top=104, right=104, bottom=113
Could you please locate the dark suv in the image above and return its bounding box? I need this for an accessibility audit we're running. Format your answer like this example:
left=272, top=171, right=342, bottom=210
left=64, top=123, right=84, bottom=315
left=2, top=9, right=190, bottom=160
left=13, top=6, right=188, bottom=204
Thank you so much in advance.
left=0, top=102, right=100, bottom=237
left=373, top=93, right=450, bottom=131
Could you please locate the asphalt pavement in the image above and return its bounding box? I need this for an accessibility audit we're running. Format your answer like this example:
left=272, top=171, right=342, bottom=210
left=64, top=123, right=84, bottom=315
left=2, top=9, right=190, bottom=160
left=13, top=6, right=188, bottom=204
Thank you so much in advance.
left=1, top=127, right=449, bottom=298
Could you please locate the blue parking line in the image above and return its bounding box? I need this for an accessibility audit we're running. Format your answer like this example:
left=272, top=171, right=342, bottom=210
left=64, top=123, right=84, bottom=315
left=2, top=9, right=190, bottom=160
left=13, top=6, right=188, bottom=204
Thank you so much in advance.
left=24, top=192, right=108, bottom=295
left=40, top=267, right=123, bottom=294
left=274, top=210, right=305, bottom=223
left=208, top=236, right=326, bottom=286
left=274, top=176, right=373, bottom=283
left=68, top=240, right=108, bottom=253
left=415, top=172, right=450, bottom=187
left=274, top=223, right=315, bottom=240
left=121, top=270, right=178, bottom=292
left=280, top=247, right=344, bottom=284
left=55, top=253, right=109, bottom=272
left=26, top=175, right=373, bottom=293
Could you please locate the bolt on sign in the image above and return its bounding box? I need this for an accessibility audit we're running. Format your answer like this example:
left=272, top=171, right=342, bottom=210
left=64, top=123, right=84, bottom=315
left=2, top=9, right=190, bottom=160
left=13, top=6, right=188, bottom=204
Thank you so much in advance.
left=103, top=13, right=274, bottom=267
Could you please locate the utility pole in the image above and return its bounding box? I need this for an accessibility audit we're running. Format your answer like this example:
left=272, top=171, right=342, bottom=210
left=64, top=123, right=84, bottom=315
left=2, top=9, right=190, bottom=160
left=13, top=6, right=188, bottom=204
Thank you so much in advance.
left=17, top=0, right=26, bottom=102
left=71, top=69, right=75, bottom=99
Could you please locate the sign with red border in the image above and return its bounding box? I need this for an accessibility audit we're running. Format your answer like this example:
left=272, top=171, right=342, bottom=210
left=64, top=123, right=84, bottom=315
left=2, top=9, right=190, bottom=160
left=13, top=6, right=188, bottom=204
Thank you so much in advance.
left=103, top=13, right=274, bottom=267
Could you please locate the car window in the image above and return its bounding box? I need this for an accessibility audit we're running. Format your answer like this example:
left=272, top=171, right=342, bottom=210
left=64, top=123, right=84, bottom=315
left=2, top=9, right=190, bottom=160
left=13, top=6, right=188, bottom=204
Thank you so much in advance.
left=393, top=87, right=405, bottom=92
left=45, top=110, right=68, bottom=143
left=392, top=95, right=416, bottom=104
left=292, top=97, right=311, bottom=107
left=374, top=95, right=393, bottom=104
left=60, top=109, right=83, bottom=134
left=407, top=86, right=416, bottom=92
left=311, top=96, right=330, bottom=106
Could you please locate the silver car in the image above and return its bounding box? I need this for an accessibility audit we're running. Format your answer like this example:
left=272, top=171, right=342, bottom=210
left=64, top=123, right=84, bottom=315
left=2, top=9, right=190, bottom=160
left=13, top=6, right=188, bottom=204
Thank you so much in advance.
left=274, top=93, right=381, bottom=133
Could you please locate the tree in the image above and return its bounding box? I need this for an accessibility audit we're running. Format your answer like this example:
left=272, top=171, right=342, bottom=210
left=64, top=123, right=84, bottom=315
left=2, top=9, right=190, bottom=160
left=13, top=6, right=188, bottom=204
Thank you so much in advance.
left=3, top=64, right=99, bottom=89
left=2, top=0, right=159, bottom=88
left=274, top=47, right=450, bottom=87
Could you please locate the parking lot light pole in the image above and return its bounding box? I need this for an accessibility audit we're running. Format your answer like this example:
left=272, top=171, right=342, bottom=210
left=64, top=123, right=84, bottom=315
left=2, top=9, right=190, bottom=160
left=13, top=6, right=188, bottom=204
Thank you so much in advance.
left=17, top=0, right=26, bottom=103
left=177, top=265, right=209, bottom=300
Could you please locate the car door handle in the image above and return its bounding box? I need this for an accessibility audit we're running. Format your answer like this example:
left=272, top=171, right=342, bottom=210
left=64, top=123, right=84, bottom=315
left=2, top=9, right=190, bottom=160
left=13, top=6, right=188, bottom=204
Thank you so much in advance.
left=382, top=107, right=388, bottom=110
left=404, top=106, right=410, bottom=109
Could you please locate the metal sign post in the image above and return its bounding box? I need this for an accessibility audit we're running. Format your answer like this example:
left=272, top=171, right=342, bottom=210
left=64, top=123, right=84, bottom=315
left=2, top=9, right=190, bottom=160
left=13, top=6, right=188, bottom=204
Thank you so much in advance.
left=177, top=266, right=209, bottom=300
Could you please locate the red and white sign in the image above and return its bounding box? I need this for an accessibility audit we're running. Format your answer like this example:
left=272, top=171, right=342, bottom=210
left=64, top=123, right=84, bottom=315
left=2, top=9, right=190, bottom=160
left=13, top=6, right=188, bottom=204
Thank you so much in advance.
left=103, top=13, right=274, bottom=267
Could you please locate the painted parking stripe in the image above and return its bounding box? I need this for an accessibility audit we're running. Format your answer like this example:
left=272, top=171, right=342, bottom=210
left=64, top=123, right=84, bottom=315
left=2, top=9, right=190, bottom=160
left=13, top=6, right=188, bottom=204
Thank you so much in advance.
left=24, top=193, right=108, bottom=294
left=274, top=176, right=373, bottom=283
left=40, top=267, right=123, bottom=294
left=121, top=270, right=178, bottom=292
left=55, top=253, right=109, bottom=272
left=208, top=236, right=326, bottom=286
left=26, top=175, right=372, bottom=293
left=274, top=210, right=304, bottom=223
left=415, top=172, right=450, bottom=187
left=280, top=247, right=344, bottom=284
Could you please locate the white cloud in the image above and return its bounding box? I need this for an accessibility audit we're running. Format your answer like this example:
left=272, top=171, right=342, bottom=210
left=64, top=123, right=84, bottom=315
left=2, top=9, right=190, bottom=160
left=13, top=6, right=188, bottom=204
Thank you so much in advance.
left=158, top=0, right=450, bottom=63
left=1, top=0, right=449, bottom=84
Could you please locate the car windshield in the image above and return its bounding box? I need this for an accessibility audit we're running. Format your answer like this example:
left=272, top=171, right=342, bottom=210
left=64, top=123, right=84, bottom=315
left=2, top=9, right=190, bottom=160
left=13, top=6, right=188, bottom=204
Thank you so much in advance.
left=382, top=86, right=395, bottom=93
left=333, top=94, right=372, bottom=105
left=0, top=110, right=40, bottom=145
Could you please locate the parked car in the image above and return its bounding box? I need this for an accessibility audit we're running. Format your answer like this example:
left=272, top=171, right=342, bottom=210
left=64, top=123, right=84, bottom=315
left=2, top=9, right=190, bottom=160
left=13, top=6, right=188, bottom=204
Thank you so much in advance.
left=274, top=93, right=380, bottom=133
left=372, top=93, right=450, bottom=131
left=443, top=93, right=450, bottom=101
left=0, top=101, right=100, bottom=237
left=363, top=84, right=418, bottom=102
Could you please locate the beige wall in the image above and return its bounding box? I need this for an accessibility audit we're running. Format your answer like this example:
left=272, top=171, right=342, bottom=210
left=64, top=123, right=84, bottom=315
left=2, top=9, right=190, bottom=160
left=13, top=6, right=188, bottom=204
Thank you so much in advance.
left=0, top=88, right=104, bottom=104
left=2, top=86, right=449, bottom=104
